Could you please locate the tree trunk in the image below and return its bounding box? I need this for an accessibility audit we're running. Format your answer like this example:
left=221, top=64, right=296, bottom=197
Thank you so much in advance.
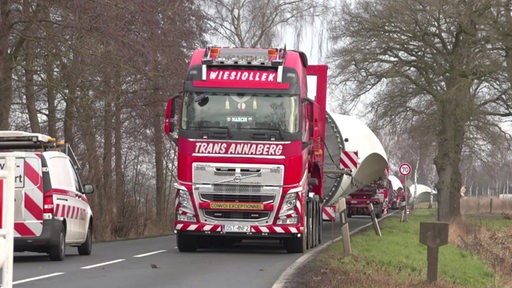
left=0, top=0, right=12, bottom=130
left=63, top=90, right=75, bottom=149
left=24, top=47, right=41, bottom=133
left=46, top=56, right=57, bottom=137
left=103, top=90, right=114, bottom=237
left=153, top=106, right=166, bottom=220
left=114, top=84, right=125, bottom=233
left=434, top=78, right=471, bottom=222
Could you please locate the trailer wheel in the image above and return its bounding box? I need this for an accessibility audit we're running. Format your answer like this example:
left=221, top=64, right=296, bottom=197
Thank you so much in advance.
left=177, top=233, right=197, bottom=252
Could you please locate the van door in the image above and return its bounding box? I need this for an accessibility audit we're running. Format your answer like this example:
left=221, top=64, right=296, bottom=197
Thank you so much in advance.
left=0, top=153, right=43, bottom=238
left=45, top=153, right=81, bottom=242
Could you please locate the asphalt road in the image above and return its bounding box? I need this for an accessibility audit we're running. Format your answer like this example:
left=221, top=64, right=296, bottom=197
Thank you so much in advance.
left=6, top=216, right=375, bottom=288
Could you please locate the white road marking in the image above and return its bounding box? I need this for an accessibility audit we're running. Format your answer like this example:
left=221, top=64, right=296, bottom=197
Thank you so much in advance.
left=13, top=272, right=65, bottom=285
left=80, top=259, right=125, bottom=269
left=133, top=250, right=167, bottom=258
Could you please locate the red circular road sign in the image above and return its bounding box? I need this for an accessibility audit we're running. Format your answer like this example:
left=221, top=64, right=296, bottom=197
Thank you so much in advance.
left=399, top=163, right=412, bottom=176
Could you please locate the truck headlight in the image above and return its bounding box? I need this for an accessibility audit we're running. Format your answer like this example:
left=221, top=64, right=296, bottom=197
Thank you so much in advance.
left=279, top=192, right=297, bottom=217
left=176, top=188, right=195, bottom=220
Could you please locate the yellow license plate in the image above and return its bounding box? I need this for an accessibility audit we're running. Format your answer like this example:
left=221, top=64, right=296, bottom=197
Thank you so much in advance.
left=210, top=202, right=263, bottom=210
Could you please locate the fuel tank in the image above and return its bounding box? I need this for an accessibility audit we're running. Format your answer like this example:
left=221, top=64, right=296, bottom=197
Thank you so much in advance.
left=322, top=112, right=388, bottom=206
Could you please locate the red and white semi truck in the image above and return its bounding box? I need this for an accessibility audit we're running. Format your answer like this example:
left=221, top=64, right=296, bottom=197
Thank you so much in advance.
left=164, top=46, right=387, bottom=253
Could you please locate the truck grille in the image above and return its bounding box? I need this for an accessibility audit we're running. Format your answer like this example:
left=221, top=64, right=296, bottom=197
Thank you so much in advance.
left=193, top=163, right=284, bottom=223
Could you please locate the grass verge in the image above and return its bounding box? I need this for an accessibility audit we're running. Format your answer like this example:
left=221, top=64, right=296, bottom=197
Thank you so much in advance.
left=291, top=208, right=507, bottom=288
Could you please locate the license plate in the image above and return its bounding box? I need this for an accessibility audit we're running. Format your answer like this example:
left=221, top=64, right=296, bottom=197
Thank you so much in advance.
left=224, top=225, right=250, bottom=233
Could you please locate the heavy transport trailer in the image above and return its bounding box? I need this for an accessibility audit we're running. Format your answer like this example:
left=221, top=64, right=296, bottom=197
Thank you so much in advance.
left=164, top=46, right=389, bottom=253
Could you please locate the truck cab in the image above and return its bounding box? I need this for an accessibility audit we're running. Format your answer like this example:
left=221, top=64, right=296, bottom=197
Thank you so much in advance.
left=0, top=131, right=94, bottom=261
left=165, top=47, right=328, bottom=253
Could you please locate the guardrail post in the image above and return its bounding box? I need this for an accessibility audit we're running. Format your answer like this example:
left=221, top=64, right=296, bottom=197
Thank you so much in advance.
left=368, top=203, right=382, bottom=237
left=338, top=198, right=351, bottom=256
left=1, top=156, right=16, bottom=288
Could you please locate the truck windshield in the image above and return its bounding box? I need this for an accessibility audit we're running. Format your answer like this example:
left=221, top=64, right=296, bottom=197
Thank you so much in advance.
left=181, top=92, right=299, bottom=133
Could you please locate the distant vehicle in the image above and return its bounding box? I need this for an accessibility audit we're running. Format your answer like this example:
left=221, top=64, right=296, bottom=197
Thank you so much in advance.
left=346, top=176, right=391, bottom=219
left=0, top=131, right=94, bottom=261
left=389, top=175, right=406, bottom=210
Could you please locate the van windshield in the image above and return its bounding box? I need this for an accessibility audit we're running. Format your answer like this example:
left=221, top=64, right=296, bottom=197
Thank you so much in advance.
left=181, top=92, right=299, bottom=133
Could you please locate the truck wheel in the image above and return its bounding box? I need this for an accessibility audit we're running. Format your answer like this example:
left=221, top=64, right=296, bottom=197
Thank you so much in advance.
left=78, top=224, right=93, bottom=255
left=49, top=226, right=66, bottom=261
left=177, top=233, right=197, bottom=252
left=307, top=201, right=313, bottom=249
left=312, top=200, right=320, bottom=247
left=284, top=214, right=307, bottom=253
left=318, top=203, right=323, bottom=245
left=375, top=205, right=383, bottom=219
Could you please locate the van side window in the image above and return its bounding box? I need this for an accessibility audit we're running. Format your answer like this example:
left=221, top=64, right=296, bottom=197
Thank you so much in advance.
left=46, top=155, right=76, bottom=191
left=71, top=163, right=83, bottom=193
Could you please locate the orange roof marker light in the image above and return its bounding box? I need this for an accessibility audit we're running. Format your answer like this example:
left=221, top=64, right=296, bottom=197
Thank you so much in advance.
left=210, top=47, right=220, bottom=57
left=270, top=47, right=285, bottom=67
left=268, top=48, right=278, bottom=58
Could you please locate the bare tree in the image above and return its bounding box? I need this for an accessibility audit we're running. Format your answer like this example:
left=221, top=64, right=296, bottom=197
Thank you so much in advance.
left=329, top=0, right=512, bottom=221
left=3, top=0, right=207, bottom=240
left=203, top=0, right=326, bottom=47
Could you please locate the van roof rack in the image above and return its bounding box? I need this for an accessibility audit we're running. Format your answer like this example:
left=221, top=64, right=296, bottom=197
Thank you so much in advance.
left=0, top=131, right=81, bottom=169
left=0, top=130, right=57, bottom=150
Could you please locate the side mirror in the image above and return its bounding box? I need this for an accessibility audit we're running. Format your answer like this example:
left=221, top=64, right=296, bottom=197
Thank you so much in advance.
left=83, top=184, right=95, bottom=194
left=164, top=94, right=180, bottom=135
left=164, top=98, right=173, bottom=135
left=302, top=98, right=315, bottom=138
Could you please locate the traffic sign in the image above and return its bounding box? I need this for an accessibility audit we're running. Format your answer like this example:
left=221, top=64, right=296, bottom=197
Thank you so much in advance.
left=399, top=163, right=412, bottom=176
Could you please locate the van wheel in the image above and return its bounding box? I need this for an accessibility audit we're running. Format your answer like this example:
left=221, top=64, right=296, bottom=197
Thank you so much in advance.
left=78, top=224, right=93, bottom=255
left=49, top=227, right=66, bottom=261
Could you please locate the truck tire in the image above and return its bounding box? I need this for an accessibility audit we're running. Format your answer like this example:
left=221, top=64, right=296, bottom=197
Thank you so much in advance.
left=177, top=233, right=197, bottom=252
left=317, top=202, right=323, bottom=245
left=311, top=200, right=320, bottom=248
left=375, top=204, right=383, bottom=219
left=49, top=225, right=66, bottom=261
left=78, top=223, right=93, bottom=255
left=285, top=212, right=307, bottom=253
left=307, top=200, right=313, bottom=249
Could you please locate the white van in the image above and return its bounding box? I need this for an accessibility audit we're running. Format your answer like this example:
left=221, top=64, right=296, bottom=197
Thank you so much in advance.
left=0, top=131, right=94, bottom=261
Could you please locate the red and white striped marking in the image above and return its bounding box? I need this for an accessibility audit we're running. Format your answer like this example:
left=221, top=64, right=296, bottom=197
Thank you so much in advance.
left=14, top=156, right=43, bottom=237
left=322, top=206, right=336, bottom=221
left=54, top=204, right=86, bottom=220
left=175, top=223, right=300, bottom=234
left=340, top=151, right=358, bottom=170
